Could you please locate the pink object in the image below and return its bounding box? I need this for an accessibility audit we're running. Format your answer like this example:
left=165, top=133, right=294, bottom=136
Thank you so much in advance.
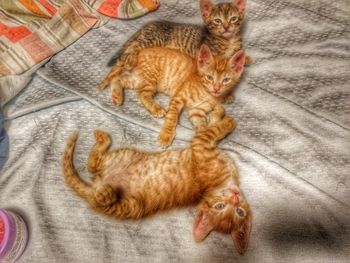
left=0, top=209, right=28, bottom=262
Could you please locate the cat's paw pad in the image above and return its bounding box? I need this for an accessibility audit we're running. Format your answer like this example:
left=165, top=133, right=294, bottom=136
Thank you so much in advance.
left=158, top=131, right=175, bottom=148
left=94, top=185, right=116, bottom=207
left=94, top=130, right=110, bottom=143
left=151, top=105, right=166, bottom=118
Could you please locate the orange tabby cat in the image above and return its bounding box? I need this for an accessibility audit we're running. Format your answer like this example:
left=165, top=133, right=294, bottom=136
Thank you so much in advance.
left=111, top=44, right=245, bottom=146
left=62, top=116, right=252, bottom=254
left=99, top=0, right=250, bottom=103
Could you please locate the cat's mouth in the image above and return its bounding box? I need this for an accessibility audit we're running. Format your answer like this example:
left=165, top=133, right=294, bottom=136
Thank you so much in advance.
left=220, top=30, right=234, bottom=39
left=223, top=32, right=232, bottom=38
left=210, top=90, right=223, bottom=97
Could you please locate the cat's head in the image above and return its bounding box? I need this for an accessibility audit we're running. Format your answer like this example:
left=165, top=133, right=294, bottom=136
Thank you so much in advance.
left=197, top=44, right=245, bottom=98
left=200, top=0, right=246, bottom=39
left=193, top=185, right=252, bottom=254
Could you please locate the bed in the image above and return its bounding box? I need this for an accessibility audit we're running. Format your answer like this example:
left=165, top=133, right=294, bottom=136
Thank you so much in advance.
left=1, top=0, right=350, bottom=262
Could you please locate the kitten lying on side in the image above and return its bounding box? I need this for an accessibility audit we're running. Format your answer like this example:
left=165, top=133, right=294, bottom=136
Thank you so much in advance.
left=62, top=117, right=252, bottom=254
left=99, top=0, right=250, bottom=103
left=110, top=44, right=245, bottom=146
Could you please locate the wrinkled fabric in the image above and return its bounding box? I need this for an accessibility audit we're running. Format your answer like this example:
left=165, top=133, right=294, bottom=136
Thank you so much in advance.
left=1, top=0, right=350, bottom=262
left=0, top=106, right=8, bottom=169
left=0, top=0, right=159, bottom=106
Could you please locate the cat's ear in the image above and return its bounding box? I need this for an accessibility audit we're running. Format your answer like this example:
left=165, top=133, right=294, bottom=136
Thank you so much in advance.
left=193, top=210, right=214, bottom=241
left=198, top=44, right=214, bottom=69
left=200, top=0, right=214, bottom=19
left=229, top=50, right=245, bottom=76
left=234, top=0, right=246, bottom=15
left=231, top=215, right=252, bottom=254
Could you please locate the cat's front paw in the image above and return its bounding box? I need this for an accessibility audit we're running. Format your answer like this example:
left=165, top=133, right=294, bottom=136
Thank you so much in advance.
left=223, top=94, right=235, bottom=104
left=158, top=130, right=175, bottom=148
left=195, top=124, right=207, bottom=132
left=94, top=184, right=116, bottom=207
left=151, top=105, right=166, bottom=118
left=220, top=116, right=237, bottom=131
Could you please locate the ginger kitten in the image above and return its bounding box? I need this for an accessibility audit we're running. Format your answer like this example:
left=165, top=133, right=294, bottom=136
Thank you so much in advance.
left=62, top=117, right=252, bottom=254
left=109, top=44, right=245, bottom=146
left=99, top=0, right=250, bottom=103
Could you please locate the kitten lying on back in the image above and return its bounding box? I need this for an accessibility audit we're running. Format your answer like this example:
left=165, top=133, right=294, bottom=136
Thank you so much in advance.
left=108, top=44, right=245, bottom=147
left=62, top=117, right=252, bottom=254
left=99, top=0, right=250, bottom=103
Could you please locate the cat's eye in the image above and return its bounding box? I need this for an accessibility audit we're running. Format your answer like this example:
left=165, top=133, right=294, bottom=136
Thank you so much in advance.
left=214, top=203, right=226, bottom=210
left=222, top=77, right=231, bottom=84
left=214, top=18, right=222, bottom=24
left=230, top=16, right=238, bottom=23
left=236, top=207, right=245, bottom=217
left=206, top=75, right=214, bottom=81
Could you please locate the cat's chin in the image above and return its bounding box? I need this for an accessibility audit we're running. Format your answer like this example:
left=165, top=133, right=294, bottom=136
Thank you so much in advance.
left=220, top=31, right=235, bottom=39
left=210, top=91, right=224, bottom=97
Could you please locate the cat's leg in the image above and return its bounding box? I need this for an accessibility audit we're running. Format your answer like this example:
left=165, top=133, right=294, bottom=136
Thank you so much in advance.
left=158, top=97, right=185, bottom=147
left=88, top=130, right=112, bottom=174
left=103, top=196, right=146, bottom=219
left=138, top=85, right=166, bottom=118
left=98, top=63, right=124, bottom=90
left=192, top=116, right=236, bottom=146
left=208, top=104, right=225, bottom=125
left=111, top=78, right=124, bottom=106
left=188, top=108, right=208, bottom=131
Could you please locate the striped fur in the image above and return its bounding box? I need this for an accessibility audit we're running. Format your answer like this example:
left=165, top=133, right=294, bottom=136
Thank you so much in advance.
left=62, top=116, right=252, bottom=254
left=99, top=0, right=250, bottom=103
left=109, top=45, right=245, bottom=147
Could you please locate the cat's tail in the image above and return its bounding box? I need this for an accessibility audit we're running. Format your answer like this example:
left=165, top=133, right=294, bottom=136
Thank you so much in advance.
left=62, top=132, right=93, bottom=200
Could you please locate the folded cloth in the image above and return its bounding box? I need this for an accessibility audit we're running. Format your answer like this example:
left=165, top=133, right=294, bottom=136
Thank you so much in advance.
left=95, top=0, right=160, bottom=19
left=0, top=106, right=8, bottom=170
left=0, top=0, right=159, bottom=106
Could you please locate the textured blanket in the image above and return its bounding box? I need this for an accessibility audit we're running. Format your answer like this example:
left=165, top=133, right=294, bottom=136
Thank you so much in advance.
left=0, top=0, right=159, bottom=106
left=1, top=0, right=350, bottom=262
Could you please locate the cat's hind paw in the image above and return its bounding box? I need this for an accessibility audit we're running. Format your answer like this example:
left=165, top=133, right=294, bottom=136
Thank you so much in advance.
left=150, top=105, right=166, bottom=118
left=94, top=184, right=116, bottom=207
left=94, top=130, right=111, bottom=144
left=98, top=80, right=109, bottom=90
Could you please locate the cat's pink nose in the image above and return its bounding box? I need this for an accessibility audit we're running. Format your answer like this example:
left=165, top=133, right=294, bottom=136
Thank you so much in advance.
left=230, top=189, right=240, bottom=196
left=229, top=189, right=240, bottom=204
left=213, top=85, right=220, bottom=92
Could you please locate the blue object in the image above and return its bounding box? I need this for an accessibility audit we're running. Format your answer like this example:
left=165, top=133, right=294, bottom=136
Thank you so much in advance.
left=0, top=107, right=9, bottom=170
